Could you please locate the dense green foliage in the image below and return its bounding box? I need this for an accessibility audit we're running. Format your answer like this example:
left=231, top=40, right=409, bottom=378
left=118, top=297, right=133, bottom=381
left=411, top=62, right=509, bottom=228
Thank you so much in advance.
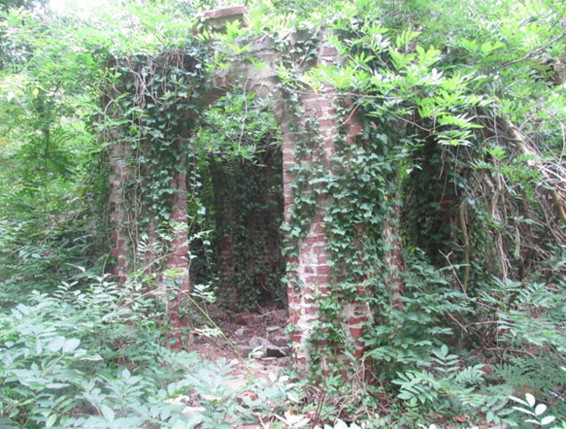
left=0, top=276, right=298, bottom=428
left=1, top=0, right=565, bottom=427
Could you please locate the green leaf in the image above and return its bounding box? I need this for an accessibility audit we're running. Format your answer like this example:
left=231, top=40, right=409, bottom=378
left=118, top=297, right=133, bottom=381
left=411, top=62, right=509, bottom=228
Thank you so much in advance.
left=62, top=338, right=80, bottom=353
left=534, top=403, right=547, bottom=416
left=35, top=338, right=43, bottom=355
left=45, top=414, right=57, bottom=427
left=101, top=405, right=115, bottom=422
left=513, top=406, right=534, bottom=416
left=46, top=336, right=66, bottom=353
left=540, top=415, right=556, bottom=425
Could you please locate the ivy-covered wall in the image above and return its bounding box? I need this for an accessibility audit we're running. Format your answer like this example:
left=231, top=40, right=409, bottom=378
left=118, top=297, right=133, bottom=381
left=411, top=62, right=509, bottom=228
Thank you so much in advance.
left=103, top=6, right=404, bottom=374
left=210, top=147, right=285, bottom=310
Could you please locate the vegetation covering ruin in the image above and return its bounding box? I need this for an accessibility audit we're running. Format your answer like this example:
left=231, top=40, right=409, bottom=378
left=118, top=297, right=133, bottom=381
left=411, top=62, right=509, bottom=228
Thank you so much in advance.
left=0, top=0, right=565, bottom=427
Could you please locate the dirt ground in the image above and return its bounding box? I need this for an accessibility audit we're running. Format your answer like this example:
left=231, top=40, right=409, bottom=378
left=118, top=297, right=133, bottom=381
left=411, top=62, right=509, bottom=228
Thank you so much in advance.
left=192, top=304, right=290, bottom=378
left=192, top=303, right=290, bottom=362
left=183, top=304, right=291, bottom=427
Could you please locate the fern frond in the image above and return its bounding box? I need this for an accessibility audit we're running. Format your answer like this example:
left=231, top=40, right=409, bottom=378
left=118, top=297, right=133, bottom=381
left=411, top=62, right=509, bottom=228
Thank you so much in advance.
left=453, top=364, right=485, bottom=386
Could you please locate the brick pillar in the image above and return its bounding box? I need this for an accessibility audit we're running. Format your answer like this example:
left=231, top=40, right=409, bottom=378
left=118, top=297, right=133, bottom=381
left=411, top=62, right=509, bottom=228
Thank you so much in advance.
left=277, top=36, right=372, bottom=373
left=281, top=107, right=331, bottom=367
left=165, top=168, right=191, bottom=349
left=280, top=92, right=363, bottom=370
left=109, top=141, right=130, bottom=282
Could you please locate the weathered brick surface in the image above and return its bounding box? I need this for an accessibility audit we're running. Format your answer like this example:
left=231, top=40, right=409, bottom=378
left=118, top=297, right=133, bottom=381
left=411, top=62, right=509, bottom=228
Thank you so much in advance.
left=109, top=137, right=130, bottom=283
left=107, top=12, right=388, bottom=377
left=204, top=5, right=246, bottom=20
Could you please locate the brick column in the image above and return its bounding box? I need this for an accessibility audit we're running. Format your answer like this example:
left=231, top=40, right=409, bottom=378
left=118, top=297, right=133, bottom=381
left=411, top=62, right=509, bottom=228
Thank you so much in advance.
left=165, top=167, right=191, bottom=349
left=278, top=37, right=372, bottom=373
left=109, top=140, right=130, bottom=283
left=280, top=121, right=334, bottom=369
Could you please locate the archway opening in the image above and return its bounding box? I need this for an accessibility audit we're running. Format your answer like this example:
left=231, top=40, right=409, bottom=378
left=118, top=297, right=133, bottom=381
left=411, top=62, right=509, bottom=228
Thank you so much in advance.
left=188, top=88, right=286, bottom=313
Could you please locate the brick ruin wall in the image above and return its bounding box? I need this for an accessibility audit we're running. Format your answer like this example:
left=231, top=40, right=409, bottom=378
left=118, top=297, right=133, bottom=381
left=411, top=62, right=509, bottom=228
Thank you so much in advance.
left=108, top=6, right=396, bottom=374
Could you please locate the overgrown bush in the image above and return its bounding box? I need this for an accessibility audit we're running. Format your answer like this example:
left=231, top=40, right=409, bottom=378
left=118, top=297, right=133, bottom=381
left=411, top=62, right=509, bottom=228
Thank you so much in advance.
left=0, top=275, right=297, bottom=428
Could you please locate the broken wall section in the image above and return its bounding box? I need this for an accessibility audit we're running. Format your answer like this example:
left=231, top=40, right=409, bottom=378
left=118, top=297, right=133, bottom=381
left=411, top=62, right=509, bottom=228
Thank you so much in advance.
left=104, top=6, right=387, bottom=374
left=207, top=16, right=373, bottom=371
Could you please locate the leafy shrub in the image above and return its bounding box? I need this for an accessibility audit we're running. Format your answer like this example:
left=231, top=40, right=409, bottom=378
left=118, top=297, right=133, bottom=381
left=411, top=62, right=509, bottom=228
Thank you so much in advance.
left=0, top=275, right=294, bottom=428
left=364, top=252, right=471, bottom=380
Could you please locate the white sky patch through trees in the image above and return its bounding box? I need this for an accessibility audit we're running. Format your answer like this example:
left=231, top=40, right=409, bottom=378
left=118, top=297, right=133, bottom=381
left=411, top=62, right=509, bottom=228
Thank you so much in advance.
left=49, top=0, right=113, bottom=19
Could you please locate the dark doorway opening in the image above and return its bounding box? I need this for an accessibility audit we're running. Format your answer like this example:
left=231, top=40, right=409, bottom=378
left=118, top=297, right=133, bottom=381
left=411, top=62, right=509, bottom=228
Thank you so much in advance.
left=188, top=90, right=285, bottom=312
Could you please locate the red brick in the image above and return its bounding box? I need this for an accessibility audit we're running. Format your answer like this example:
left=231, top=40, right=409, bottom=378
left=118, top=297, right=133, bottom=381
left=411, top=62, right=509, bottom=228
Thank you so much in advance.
left=287, top=295, right=301, bottom=305
left=283, top=151, right=296, bottom=163
left=283, top=159, right=295, bottom=168
left=282, top=134, right=295, bottom=145
left=306, top=275, right=330, bottom=284
left=315, top=98, right=333, bottom=108
left=350, top=326, right=364, bottom=338
left=169, top=256, right=186, bottom=266
left=174, top=246, right=189, bottom=255
left=283, top=175, right=294, bottom=185
left=304, top=306, right=319, bottom=315
left=204, top=5, right=246, bottom=20
left=304, top=235, right=325, bottom=245
left=286, top=256, right=299, bottom=265
left=316, top=265, right=332, bottom=275
left=318, top=119, right=336, bottom=129
left=288, top=314, right=300, bottom=325
left=312, top=245, right=328, bottom=255
left=291, top=334, right=303, bottom=343
left=303, top=100, right=320, bottom=114
left=320, top=130, right=338, bottom=141
left=319, top=112, right=336, bottom=122
left=353, top=347, right=364, bottom=359
left=320, top=45, right=338, bottom=57
left=324, top=147, right=337, bottom=157
left=312, top=213, right=324, bottom=222
left=349, top=316, right=366, bottom=325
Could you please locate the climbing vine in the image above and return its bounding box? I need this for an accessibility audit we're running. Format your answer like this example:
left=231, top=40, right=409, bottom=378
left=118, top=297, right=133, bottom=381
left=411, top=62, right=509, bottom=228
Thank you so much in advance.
left=255, top=1, right=566, bottom=423
left=1, top=0, right=566, bottom=427
left=103, top=41, right=209, bottom=274
left=96, top=1, right=565, bottom=424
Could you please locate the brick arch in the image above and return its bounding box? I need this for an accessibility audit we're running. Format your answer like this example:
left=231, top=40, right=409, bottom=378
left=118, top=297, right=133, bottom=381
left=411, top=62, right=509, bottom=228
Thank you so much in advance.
left=108, top=6, right=378, bottom=374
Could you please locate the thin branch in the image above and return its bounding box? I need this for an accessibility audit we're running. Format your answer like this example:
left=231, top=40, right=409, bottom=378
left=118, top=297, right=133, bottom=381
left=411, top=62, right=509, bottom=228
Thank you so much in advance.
left=500, top=31, right=566, bottom=69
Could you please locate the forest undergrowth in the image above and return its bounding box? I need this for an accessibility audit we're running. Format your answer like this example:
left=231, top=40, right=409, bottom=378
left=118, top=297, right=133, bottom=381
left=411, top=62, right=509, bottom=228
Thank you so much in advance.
left=1, top=0, right=565, bottom=427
